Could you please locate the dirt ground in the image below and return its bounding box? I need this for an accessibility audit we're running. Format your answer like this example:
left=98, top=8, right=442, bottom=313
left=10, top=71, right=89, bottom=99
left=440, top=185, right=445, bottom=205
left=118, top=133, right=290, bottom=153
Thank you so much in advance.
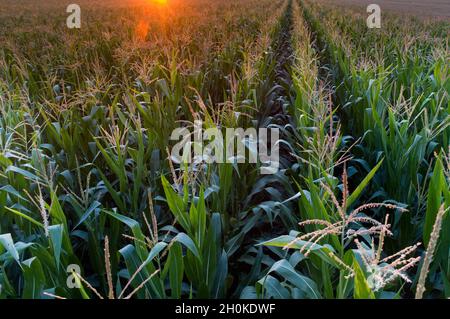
left=317, top=0, right=450, bottom=19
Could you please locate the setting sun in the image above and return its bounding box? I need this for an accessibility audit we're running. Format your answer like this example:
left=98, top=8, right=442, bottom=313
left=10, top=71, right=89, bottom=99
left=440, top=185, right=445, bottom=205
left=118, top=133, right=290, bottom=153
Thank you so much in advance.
left=151, top=0, right=168, bottom=5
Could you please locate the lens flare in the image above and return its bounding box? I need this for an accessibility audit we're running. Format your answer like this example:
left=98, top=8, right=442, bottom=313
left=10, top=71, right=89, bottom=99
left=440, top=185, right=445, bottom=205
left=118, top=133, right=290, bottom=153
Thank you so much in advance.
left=135, top=20, right=149, bottom=41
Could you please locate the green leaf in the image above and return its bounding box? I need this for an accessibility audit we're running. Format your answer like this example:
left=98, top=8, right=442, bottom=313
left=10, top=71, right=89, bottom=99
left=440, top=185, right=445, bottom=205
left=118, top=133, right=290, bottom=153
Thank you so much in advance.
left=347, top=158, right=384, bottom=208
left=261, top=235, right=322, bottom=252
left=168, top=242, right=184, bottom=298
left=48, top=191, right=74, bottom=256
left=161, top=175, right=190, bottom=232
left=5, top=207, right=44, bottom=229
left=0, top=234, right=20, bottom=264
left=5, top=166, right=42, bottom=183
left=423, top=156, right=445, bottom=245
left=240, top=286, right=257, bottom=299
left=105, top=210, right=148, bottom=259
left=173, top=233, right=200, bottom=259
left=74, top=201, right=101, bottom=230
left=268, top=259, right=321, bottom=299
left=119, top=244, right=164, bottom=298
left=258, top=275, right=290, bottom=299
left=353, top=259, right=375, bottom=299
left=21, top=257, right=46, bottom=299
left=48, top=224, right=63, bottom=270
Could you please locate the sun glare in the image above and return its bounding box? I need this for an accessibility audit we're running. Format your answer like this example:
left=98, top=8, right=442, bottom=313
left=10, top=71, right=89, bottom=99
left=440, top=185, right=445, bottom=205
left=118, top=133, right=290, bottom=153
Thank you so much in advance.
left=151, top=0, right=168, bottom=5
left=135, top=20, right=149, bottom=41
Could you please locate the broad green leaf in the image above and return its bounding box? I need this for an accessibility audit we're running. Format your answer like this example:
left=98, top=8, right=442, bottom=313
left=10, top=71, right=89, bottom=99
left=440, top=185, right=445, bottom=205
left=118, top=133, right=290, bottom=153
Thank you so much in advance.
left=0, top=234, right=20, bottom=264
left=353, top=259, right=375, bottom=299
left=21, top=257, right=46, bottom=299
left=5, top=207, right=44, bottom=229
left=173, top=233, right=200, bottom=259
left=119, top=244, right=164, bottom=299
left=423, top=156, right=445, bottom=245
left=268, top=259, right=321, bottom=299
left=168, top=242, right=183, bottom=298
left=347, top=158, right=384, bottom=208
left=5, top=166, right=42, bottom=183
left=73, top=201, right=101, bottom=230
left=258, top=275, right=290, bottom=299
left=48, top=224, right=63, bottom=270
left=48, top=191, right=73, bottom=255
left=161, top=175, right=190, bottom=232
left=105, top=210, right=147, bottom=259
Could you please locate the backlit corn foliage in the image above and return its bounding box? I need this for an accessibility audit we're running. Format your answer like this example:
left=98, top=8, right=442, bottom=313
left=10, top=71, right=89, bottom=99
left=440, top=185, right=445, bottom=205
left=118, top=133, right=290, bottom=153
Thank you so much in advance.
left=0, top=0, right=448, bottom=299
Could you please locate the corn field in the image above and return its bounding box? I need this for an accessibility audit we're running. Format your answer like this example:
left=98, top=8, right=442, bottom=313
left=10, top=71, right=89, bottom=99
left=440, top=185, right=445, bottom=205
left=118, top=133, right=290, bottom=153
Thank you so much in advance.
left=0, top=0, right=449, bottom=300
